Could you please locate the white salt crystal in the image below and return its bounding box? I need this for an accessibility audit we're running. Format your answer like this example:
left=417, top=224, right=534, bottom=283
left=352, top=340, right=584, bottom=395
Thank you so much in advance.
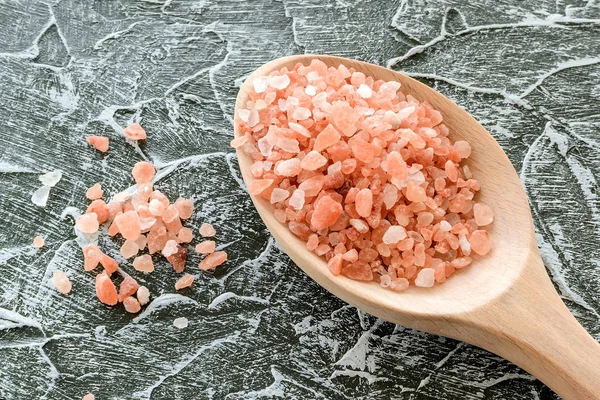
left=288, top=122, right=311, bottom=138
left=305, top=85, right=317, bottom=96
left=237, top=109, right=250, bottom=123
left=289, top=189, right=305, bottom=210
left=311, top=92, right=328, bottom=108
left=397, top=106, right=415, bottom=121
left=173, top=317, right=189, bottom=329
left=252, top=77, right=269, bottom=93
left=327, top=161, right=341, bottom=175
left=286, top=96, right=299, bottom=108
left=139, top=217, right=157, bottom=231
left=415, top=268, right=435, bottom=288
left=278, top=98, right=287, bottom=112
left=291, top=107, right=311, bottom=120
left=257, top=136, right=273, bottom=157
left=357, top=84, right=373, bottom=99
left=459, top=235, right=471, bottom=255
left=39, top=170, right=62, bottom=187
left=162, top=240, right=178, bottom=257
left=247, top=109, right=260, bottom=128
left=270, top=188, right=289, bottom=204
left=269, top=75, right=290, bottom=90
left=439, top=220, right=452, bottom=232
left=31, top=186, right=50, bottom=207
left=382, top=226, right=407, bottom=244
left=137, top=286, right=150, bottom=306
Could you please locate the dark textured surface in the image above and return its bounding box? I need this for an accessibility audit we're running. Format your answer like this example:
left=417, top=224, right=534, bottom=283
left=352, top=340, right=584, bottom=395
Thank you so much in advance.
left=0, top=0, right=599, bottom=398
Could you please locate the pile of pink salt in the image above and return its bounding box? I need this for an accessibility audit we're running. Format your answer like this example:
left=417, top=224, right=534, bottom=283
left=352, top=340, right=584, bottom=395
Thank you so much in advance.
left=73, top=124, right=229, bottom=312
left=233, top=60, right=494, bottom=291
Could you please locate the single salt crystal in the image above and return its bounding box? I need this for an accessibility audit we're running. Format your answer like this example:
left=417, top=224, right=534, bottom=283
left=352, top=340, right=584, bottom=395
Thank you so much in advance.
left=289, top=189, right=305, bottom=210
left=39, top=170, right=62, bottom=187
left=288, top=122, right=311, bottom=138
left=123, top=296, right=141, bottom=313
left=199, top=223, right=216, bottom=237
left=133, top=254, right=154, bottom=273
left=313, top=124, right=341, bottom=152
left=276, top=137, right=300, bottom=153
left=51, top=271, right=72, bottom=294
left=173, top=317, right=189, bottom=329
left=95, top=272, right=118, bottom=305
left=100, top=254, right=118, bottom=275
left=253, top=77, right=269, bottom=93
left=137, top=286, right=150, bottom=305
left=178, top=227, right=193, bottom=243
left=174, top=198, right=194, bottom=219
left=382, top=226, right=407, bottom=244
left=83, top=244, right=102, bottom=271
left=31, top=186, right=50, bottom=207
left=439, top=220, right=452, bottom=232
left=33, top=236, right=45, bottom=248
left=357, top=84, right=373, bottom=98
left=301, top=151, right=327, bottom=171
left=132, top=161, right=156, bottom=184
left=305, top=85, right=317, bottom=96
left=291, top=107, right=312, bottom=120
left=473, top=203, right=494, bottom=226
left=270, top=188, right=290, bottom=204
left=312, top=92, right=328, bottom=108
left=415, top=268, right=435, bottom=288
left=195, top=240, right=216, bottom=254
left=384, top=110, right=401, bottom=127
left=269, top=74, right=290, bottom=90
left=86, top=183, right=103, bottom=200
left=237, top=109, right=251, bottom=123
left=114, top=210, right=141, bottom=241
left=76, top=213, right=100, bottom=234
left=458, top=235, right=471, bottom=255
left=349, top=219, right=369, bottom=234
left=87, top=135, right=109, bottom=152
left=113, top=191, right=130, bottom=203
left=149, top=199, right=167, bottom=217
left=162, top=240, right=179, bottom=257
left=380, top=274, right=392, bottom=288
left=120, top=240, right=139, bottom=259
left=175, top=274, right=194, bottom=290
left=117, top=277, right=140, bottom=302
left=274, top=158, right=301, bottom=177
left=82, top=394, right=95, bottom=400
left=355, top=188, right=373, bottom=218
left=247, top=109, right=260, bottom=128
left=123, top=123, right=147, bottom=140
left=278, top=98, right=287, bottom=111
left=327, top=161, right=342, bottom=175
left=382, top=185, right=398, bottom=209
left=139, top=217, right=157, bottom=231
left=199, top=251, right=228, bottom=270
left=469, top=230, right=492, bottom=255
left=258, top=136, right=274, bottom=157
left=397, top=106, right=415, bottom=121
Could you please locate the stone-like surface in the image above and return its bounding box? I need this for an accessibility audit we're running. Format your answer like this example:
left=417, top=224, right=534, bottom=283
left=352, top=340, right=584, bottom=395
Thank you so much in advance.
left=0, top=0, right=598, bottom=398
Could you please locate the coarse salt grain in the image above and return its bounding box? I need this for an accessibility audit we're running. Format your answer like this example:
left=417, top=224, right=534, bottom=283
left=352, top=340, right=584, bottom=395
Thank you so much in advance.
left=33, top=236, right=45, bottom=248
left=199, top=223, right=216, bottom=237
left=173, top=317, right=189, bottom=329
left=51, top=271, right=72, bottom=294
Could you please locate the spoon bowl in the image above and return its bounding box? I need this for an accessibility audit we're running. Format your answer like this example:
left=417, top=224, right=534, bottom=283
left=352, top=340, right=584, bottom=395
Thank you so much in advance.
left=234, top=55, right=600, bottom=399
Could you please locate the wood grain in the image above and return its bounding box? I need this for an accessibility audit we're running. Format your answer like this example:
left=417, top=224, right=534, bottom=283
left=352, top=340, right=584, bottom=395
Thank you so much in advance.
left=234, top=55, right=600, bottom=399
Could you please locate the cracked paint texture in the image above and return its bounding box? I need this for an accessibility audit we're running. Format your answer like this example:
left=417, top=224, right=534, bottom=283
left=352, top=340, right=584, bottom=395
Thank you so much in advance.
left=0, top=0, right=598, bottom=398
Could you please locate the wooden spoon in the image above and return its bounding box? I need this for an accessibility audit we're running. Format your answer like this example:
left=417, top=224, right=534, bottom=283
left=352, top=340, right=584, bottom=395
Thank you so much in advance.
left=233, top=55, right=600, bottom=399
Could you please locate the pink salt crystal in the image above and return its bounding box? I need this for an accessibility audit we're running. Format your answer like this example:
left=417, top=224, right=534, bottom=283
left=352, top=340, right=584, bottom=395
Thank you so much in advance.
left=389, top=278, right=409, bottom=292
left=249, top=179, right=274, bottom=195
left=298, top=175, right=326, bottom=197
left=86, top=136, right=109, bottom=153
left=113, top=191, right=130, bottom=203
left=95, top=272, right=118, bottom=306
left=473, top=203, right=494, bottom=226
left=405, top=182, right=427, bottom=203
left=349, top=219, right=369, bottom=234
left=269, top=74, right=291, bottom=90
left=311, top=196, right=342, bottom=230
left=86, top=183, right=103, bottom=200
left=253, top=77, right=269, bottom=93
left=118, top=277, right=140, bottom=302
left=274, top=158, right=301, bottom=177
left=342, top=249, right=359, bottom=262
left=199, top=223, right=216, bottom=237
left=51, top=271, right=72, bottom=294
left=445, top=160, right=459, bottom=182
left=313, top=124, right=341, bottom=152
left=167, top=244, right=188, bottom=273
left=469, top=230, right=492, bottom=255
left=451, top=256, right=472, bottom=269
left=100, top=254, right=119, bottom=275
left=289, top=189, right=305, bottom=210
left=195, top=240, right=216, bottom=254
left=174, top=198, right=194, bottom=219
left=292, top=107, right=311, bottom=120
left=355, top=189, right=373, bottom=218
left=82, top=244, right=102, bottom=271
left=76, top=213, right=99, bottom=234
left=87, top=200, right=110, bottom=224
left=162, top=204, right=183, bottom=233
left=439, top=220, right=452, bottom=232
left=270, top=187, right=289, bottom=204
left=342, top=262, right=373, bottom=281
left=199, top=251, right=228, bottom=270
left=380, top=274, right=392, bottom=288
left=300, top=151, right=328, bottom=171
left=315, top=244, right=331, bottom=256
left=123, top=296, right=141, bottom=313
left=357, top=83, right=372, bottom=98
left=147, top=223, right=168, bottom=254
left=178, top=227, right=193, bottom=243
left=162, top=240, right=179, bottom=257
left=149, top=199, right=167, bottom=217
left=230, top=136, right=248, bottom=148
left=139, top=217, right=157, bottom=232
left=415, top=268, right=435, bottom=288
left=386, top=152, right=408, bottom=179
left=175, top=274, right=195, bottom=290
left=82, top=394, right=95, bottom=400
left=382, top=226, right=407, bottom=244
left=137, top=286, right=150, bottom=305
left=120, top=240, right=139, bottom=259
left=132, top=161, right=155, bottom=184
left=114, top=210, right=141, bottom=241
left=306, top=234, right=319, bottom=251
left=133, top=254, right=155, bottom=273
left=124, top=123, right=147, bottom=140
left=328, top=254, right=343, bottom=275
left=33, top=236, right=45, bottom=248
left=277, top=137, right=300, bottom=153
left=288, top=122, right=311, bottom=138
left=453, top=141, right=471, bottom=159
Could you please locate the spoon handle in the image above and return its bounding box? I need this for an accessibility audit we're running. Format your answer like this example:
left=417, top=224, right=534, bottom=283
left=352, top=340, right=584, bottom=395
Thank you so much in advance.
left=465, top=253, right=600, bottom=399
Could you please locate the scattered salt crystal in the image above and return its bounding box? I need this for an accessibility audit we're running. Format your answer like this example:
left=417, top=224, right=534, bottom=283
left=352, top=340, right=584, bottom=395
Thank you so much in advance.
left=173, top=317, right=189, bottom=329
left=162, top=239, right=179, bottom=257
left=301, top=151, right=327, bottom=171
left=33, top=236, right=45, bottom=248
left=175, top=274, right=194, bottom=290
left=139, top=217, right=157, bottom=232
left=133, top=254, right=154, bottom=273
left=178, top=227, right=193, bottom=243
left=87, top=135, right=109, bottom=152
left=270, top=188, right=290, bottom=204
left=274, top=158, right=301, bottom=177
left=120, top=240, right=139, bottom=259
left=288, top=122, right=311, bottom=138
left=439, top=220, right=452, bottom=232
left=195, top=240, right=216, bottom=254
left=247, top=109, right=260, bottom=128
left=51, top=271, right=72, bottom=294
left=132, top=161, right=155, bottom=184
left=382, top=226, right=407, bottom=244
left=415, top=268, right=435, bottom=288
left=174, top=198, right=194, bottom=219
left=137, top=286, right=150, bottom=305
left=357, top=84, right=372, bottom=98
left=95, top=272, right=118, bottom=305
left=199, top=223, right=216, bottom=237
left=39, top=170, right=62, bottom=187
left=82, top=394, right=95, bottom=400
left=305, top=85, right=317, bottom=96
left=397, top=106, right=415, bottom=121
left=76, top=213, right=100, bottom=234
left=86, top=183, right=103, bottom=200
left=123, top=296, right=141, bottom=313
left=469, top=230, right=491, bottom=255
left=473, top=203, right=494, bottom=226
left=269, top=74, right=290, bottom=90
left=31, top=186, right=50, bottom=207
left=114, top=211, right=141, bottom=241
left=349, top=219, right=369, bottom=234
left=199, top=251, right=227, bottom=270
left=113, top=191, right=130, bottom=203
left=123, top=123, right=147, bottom=140
left=149, top=199, right=167, bottom=217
